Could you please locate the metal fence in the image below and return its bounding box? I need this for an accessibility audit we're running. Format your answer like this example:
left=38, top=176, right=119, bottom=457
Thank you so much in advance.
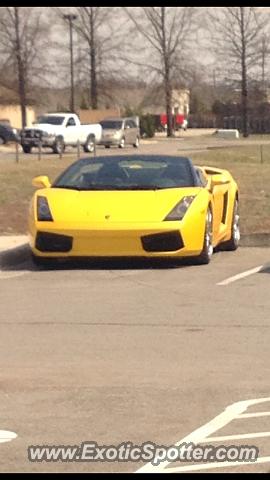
left=13, top=138, right=96, bottom=163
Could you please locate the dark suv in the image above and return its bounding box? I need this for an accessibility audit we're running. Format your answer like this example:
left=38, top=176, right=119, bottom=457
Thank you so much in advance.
left=0, top=123, right=19, bottom=144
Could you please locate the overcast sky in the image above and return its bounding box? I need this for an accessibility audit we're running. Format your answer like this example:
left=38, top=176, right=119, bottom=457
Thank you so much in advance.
left=16, top=6, right=270, bottom=89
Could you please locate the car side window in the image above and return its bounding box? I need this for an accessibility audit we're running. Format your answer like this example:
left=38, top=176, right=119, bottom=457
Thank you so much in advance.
left=66, top=117, right=76, bottom=127
left=196, top=168, right=207, bottom=187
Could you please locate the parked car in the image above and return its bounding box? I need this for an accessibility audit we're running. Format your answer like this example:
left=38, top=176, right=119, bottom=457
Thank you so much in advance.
left=20, top=113, right=102, bottom=154
left=160, top=113, right=188, bottom=131
left=0, top=123, right=19, bottom=144
left=28, top=154, right=240, bottom=266
left=99, top=117, right=140, bottom=148
left=180, top=117, right=188, bottom=131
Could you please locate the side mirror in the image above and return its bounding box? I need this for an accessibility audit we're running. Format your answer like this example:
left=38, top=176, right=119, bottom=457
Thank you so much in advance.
left=211, top=174, right=230, bottom=188
left=32, top=175, right=51, bottom=189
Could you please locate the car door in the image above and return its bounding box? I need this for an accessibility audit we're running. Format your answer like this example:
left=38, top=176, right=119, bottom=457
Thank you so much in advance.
left=124, top=119, right=133, bottom=144
left=211, top=183, right=230, bottom=242
left=0, top=125, right=6, bottom=144
left=129, top=119, right=138, bottom=144
left=65, top=116, right=78, bottom=144
left=200, top=167, right=228, bottom=244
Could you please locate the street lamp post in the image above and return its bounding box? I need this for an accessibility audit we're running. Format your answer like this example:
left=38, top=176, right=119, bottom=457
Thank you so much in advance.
left=64, top=13, right=77, bottom=113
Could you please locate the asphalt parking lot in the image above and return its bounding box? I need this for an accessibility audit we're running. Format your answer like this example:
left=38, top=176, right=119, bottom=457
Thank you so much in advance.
left=1, top=246, right=270, bottom=472
left=1, top=131, right=270, bottom=472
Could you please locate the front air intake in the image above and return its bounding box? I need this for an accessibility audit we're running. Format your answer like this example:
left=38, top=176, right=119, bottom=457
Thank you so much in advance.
left=35, top=232, right=73, bottom=252
left=141, top=231, right=184, bottom=252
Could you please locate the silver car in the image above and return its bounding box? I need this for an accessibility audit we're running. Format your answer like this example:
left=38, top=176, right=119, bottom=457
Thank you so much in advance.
left=99, top=117, right=140, bottom=149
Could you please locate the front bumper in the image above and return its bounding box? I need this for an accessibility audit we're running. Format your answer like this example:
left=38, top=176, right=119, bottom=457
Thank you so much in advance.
left=98, top=137, right=122, bottom=146
left=29, top=219, right=206, bottom=258
left=21, top=136, right=56, bottom=148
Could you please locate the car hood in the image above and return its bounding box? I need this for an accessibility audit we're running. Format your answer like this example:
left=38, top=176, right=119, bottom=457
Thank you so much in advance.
left=102, top=129, right=121, bottom=136
left=36, top=187, right=203, bottom=223
left=26, top=124, right=60, bottom=133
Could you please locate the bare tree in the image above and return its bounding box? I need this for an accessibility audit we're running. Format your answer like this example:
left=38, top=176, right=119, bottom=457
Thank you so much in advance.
left=58, top=7, right=126, bottom=110
left=0, top=7, right=51, bottom=127
left=123, top=7, right=197, bottom=137
left=208, top=7, right=268, bottom=137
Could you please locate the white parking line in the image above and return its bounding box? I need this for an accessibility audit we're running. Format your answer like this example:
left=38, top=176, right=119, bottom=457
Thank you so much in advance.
left=160, top=456, right=270, bottom=473
left=237, top=412, right=270, bottom=418
left=136, top=397, right=270, bottom=473
left=217, top=265, right=263, bottom=286
left=0, top=430, right=17, bottom=443
left=202, top=431, right=270, bottom=442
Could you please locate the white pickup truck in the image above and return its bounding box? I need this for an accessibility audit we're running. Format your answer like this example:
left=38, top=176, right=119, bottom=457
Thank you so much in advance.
left=20, top=113, right=102, bottom=154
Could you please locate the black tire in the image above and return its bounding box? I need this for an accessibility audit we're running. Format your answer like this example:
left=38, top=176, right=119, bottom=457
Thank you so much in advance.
left=83, top=134, right=95, bottom=153
left=0, top=136, right=6, bottom=145
left=31, top=253, right=56, bottom=268
left=22, top=145, right=32, bottom=154
left=118, top=137, right=125, bottom=148
left=52, top=136, right=65, bottom=155
left=133, top=136, right=140, bottom=148
left=219, top=199, right=240, bottom=251
left=194, top=208, right=213, bottom=265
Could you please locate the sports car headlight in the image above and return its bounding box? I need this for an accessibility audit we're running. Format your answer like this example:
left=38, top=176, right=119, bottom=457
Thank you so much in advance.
left=164, top=196, right=195, bottom=221
left=37, top=196, right=53, bottom=221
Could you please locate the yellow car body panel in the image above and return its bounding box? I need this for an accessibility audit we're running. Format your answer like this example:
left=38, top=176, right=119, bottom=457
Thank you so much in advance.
left=29, top=187, right=209, bottom=257
left=198, top=165, right=238, bottom=245
left=28, top=159, right=239, bottom=259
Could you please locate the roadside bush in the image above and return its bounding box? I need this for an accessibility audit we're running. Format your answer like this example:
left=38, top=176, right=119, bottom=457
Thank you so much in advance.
left=122, top=106, right=156, bottom=138
left=139, top=114, right=156, bottom=138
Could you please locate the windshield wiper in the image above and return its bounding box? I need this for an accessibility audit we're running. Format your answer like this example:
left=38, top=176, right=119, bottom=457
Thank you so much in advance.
left=87, top=185, right=162, bottom=190
left=53, top=185, right=82, bottom=190
left=53, top=185, right=131, bottom=191
left=53, top=185, right=162, bottom=191
left=120, top=185, right=162, bottom=190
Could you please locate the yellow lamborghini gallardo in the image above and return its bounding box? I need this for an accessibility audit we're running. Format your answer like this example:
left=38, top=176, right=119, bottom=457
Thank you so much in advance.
left=29, top=154, right=240, bottom=265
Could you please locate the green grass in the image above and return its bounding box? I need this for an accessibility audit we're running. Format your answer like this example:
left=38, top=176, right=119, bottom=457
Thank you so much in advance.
left=191, top=146, right=270, bottom=235
left=1, top=144, right=270, bottom=235
left=0, top=154, right=75, bottom=234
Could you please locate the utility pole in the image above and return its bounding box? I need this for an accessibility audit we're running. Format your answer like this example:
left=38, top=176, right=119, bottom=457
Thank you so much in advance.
left=240, top=7, right=248, bottom=137
left=64, top=13, right=77, bottom=112
left=261, top=34, right=267, bottom=96
left=14, top=7, right=27, bottom=128
left=89, top=7, right=98, bottom=109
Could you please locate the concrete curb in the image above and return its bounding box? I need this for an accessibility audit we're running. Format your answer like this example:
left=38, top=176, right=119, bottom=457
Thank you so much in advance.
left=0, top=243, right=31, bottom=269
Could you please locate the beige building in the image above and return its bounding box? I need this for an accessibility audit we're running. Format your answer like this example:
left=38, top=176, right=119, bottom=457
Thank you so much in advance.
left=0, top=104, right=35, bottom=128
left=139, top=86, right=190, bottom=116
left=171, top=89, right=190, bottom=116
left=78, top=108, right=120, bottom=124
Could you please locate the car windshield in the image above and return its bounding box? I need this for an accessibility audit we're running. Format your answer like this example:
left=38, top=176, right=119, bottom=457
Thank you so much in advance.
left=100, top=120, right=123, bottom=130
left=34, top=116, right=65, bottom=125
left=53, top=155, right=197, bottom=191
